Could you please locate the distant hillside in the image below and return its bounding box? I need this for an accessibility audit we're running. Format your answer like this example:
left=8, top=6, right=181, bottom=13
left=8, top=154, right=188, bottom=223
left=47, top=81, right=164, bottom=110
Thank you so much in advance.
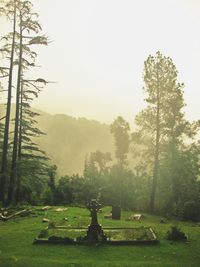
left=0, top=105, right=138, bottom=176
left=35, top=111, right=115, bottom=175
left=0, top=105, right=114, bottom=175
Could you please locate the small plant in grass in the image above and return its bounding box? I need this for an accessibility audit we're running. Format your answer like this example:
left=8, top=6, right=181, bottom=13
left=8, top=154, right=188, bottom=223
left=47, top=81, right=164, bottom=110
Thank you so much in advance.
left=167, top=226, right=187, bottom=241
left=38, top=229, right=48, bottom=238
left=76, top=236, right=86, bottom=242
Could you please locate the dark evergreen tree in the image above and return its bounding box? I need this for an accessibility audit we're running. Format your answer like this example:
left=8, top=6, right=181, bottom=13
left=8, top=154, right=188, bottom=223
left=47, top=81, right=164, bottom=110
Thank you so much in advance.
left=0, top=0, right=17, bottom=204
left=110, top=116, right=130, bottom=168
left=7, top=0, right=48, bottom=204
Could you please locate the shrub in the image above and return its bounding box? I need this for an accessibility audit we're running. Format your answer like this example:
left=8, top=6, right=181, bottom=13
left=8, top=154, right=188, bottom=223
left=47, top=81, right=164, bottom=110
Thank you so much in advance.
left=167, top=226, right=187, bottom=241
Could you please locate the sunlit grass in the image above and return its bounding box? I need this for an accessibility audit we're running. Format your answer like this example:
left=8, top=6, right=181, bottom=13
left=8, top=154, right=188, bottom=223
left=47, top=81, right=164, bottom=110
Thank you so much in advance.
left=0, top=206, right=200, bottom=266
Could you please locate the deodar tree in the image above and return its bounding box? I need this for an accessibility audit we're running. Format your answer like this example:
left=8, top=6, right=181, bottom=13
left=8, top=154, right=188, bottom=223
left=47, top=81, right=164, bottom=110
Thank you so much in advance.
left=0, top=0, right=49, bottom=205
left=110, top=116, right=130, bottom=206
left=110, top=116, right=130, bottom=169
left=7, top=0, right=48, bottom=205
left=0, top=0, right=17, bottom=204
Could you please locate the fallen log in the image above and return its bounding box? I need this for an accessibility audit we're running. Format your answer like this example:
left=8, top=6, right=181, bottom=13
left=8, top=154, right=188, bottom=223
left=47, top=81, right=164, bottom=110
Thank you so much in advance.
left=0, top=209, right=31, bottom=221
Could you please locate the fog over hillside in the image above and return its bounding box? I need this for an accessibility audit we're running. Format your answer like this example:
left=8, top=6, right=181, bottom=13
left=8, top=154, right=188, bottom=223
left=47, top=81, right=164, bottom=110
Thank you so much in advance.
left=0, top=104, right=117, bottom=176
left=36, top=110, right=115, bottom=175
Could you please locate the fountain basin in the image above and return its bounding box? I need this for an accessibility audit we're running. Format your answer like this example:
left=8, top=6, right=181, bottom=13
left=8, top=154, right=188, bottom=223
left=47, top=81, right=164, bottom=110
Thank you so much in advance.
left=34, top=226, right=159, bottom=245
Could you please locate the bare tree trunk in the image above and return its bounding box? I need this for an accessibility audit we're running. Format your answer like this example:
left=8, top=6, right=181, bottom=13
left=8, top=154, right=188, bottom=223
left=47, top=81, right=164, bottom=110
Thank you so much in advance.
left=15, top=76, right=23, bottom=204
left=7, top=13, right=22, bottom=205
left=170, top=133, right=177, bottom=203
left=0, top=0, right=16, bottom=205
left=149, top=64, right=160, bottom=213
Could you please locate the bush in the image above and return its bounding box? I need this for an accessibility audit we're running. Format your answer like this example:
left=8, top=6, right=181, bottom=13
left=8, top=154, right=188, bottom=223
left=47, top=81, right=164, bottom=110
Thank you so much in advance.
left=16, top=201, right=31, bottom=210
left=167, top=226, right=187, bottom=241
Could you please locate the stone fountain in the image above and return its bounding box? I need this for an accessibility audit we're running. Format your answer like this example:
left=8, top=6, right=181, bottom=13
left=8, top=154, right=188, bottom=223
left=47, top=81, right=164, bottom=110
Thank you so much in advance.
left=34, top=199, right=159, bottom=245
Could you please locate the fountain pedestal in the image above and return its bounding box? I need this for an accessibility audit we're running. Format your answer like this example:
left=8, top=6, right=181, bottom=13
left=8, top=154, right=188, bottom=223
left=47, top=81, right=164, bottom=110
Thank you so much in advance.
left=86, top=199, right=106, bottom=242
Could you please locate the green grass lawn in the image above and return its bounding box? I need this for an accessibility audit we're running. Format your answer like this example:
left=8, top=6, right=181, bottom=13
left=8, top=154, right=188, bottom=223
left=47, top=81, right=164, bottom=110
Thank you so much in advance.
left=0, top=206, right=200, bottom=267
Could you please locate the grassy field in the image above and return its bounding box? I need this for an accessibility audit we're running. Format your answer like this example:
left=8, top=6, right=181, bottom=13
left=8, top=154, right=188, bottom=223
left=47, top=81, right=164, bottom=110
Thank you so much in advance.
left=0, top=206, right=200, bottom=267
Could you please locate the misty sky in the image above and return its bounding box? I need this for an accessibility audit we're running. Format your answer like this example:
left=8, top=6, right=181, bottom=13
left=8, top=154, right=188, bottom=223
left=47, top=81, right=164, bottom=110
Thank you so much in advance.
left=2, top=0, right=200, bottom=124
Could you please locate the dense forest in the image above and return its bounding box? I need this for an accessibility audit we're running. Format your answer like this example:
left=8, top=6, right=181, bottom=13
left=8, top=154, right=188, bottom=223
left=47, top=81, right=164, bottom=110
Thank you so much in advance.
left=0, top=0, right=200, bottom=223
